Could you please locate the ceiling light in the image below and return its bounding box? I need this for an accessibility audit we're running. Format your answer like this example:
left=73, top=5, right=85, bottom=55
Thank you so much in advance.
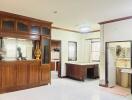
left=80, top=26, right=90, bottom=33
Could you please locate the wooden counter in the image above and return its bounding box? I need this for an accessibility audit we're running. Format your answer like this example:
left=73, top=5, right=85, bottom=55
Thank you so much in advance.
left=0, top=60, right=50, bottom=93
left=66, top=63, right=99, bottom=81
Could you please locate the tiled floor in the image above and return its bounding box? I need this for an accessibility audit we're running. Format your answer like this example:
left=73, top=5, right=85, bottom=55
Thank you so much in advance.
left=0, top=78, right=131, bottom=100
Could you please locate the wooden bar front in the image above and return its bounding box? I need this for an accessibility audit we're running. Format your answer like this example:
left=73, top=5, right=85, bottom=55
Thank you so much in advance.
left=0, top=60, right=50, bottom=93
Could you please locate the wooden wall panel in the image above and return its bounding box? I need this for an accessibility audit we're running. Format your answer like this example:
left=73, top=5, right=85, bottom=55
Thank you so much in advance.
left=40, top=64, right=50, bottom=84
left=0, top=63, right=2, bottom=89
left=16, top=62, right=28, bottom=87
left=1, top=62, right=16, bottom=89
left=51, top=62, right=55, bottom=71
left=29, top=62, right=40, bottom=85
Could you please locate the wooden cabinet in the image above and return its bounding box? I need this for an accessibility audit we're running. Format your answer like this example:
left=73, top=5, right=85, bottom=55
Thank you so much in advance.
left=0, top=11, right=52, bottom=40
left=40, top=64, right=50, bottom=85
left=0, top=60, right=51, bottom=93
left=16, top=62, right=28, bottom=87
left=29, top=62, right=40, bottom=85
left=66, top=64, right=85, bottom=81
left=1, top=62, right=16, bottom=89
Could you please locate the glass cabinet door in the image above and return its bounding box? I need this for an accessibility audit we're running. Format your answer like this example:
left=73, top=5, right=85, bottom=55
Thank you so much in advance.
left=2, top=19, right=15, bottom=32
left=41, top=27, right=50, bottom=36
left=17, top=21, right=29, bottom=33
left=31, top=26, right=40, bottom=34
left=41, top=38, right=50, bottom=64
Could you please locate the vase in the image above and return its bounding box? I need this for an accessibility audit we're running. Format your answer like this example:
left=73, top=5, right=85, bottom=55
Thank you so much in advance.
left=34, top=42, right=41, bottom=60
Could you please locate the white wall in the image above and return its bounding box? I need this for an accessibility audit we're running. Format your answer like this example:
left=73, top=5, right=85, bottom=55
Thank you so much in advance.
left=51, top=29, right=100, bottom=76
left=100, top=18, right=132, bottom=85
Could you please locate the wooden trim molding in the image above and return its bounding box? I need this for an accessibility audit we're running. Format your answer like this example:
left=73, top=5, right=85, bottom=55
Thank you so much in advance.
left=0, top=11, right=52, bottom=25
left=52, top=26, right=81, bottom=33
left=86, top=30, right=100, bottom=33
left=52, top=26, right=100, bottom=34
left=99, top=16, right=132, bottom=25
left=99, top=83, right=108, bottom=87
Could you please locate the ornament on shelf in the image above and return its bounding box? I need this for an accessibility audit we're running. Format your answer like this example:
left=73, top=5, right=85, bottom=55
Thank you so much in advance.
left=34, top=41, right=41, bottom=60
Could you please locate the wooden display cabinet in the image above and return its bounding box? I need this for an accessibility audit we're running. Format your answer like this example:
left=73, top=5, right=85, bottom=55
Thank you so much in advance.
left=0, top=11, right=52, bottom=93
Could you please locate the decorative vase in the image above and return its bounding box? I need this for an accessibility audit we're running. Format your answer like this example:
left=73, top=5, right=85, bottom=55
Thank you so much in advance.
left=34, top=42, right=41, bottom=60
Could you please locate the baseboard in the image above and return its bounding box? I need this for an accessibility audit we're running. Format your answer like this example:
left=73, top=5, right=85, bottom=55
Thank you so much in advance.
left=99, top=79, right=108, bottom=87
left=99, top=83, right=108, bottom=87
left=60, top=76, right=67, bottom=78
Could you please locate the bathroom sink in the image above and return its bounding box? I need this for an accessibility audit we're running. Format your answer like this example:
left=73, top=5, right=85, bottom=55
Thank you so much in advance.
left=121, top=68, right=132, bottom=74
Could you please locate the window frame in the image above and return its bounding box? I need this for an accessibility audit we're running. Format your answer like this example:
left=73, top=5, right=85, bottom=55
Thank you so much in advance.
left=68, top=41, right=77, bottom=61
left=91, top=39, right=100, bottom=62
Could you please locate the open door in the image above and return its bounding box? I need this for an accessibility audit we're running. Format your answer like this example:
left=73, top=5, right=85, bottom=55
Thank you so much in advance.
left=106, top=41, right=132, bottom=94
left=51, top=40, right=61, bottom=78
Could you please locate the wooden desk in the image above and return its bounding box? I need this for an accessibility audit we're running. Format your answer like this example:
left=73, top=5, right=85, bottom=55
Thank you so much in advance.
left=66, top=63, right=99, bottom=81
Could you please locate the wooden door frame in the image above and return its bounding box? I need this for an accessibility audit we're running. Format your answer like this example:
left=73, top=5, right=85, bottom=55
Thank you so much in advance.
left=51, top=39, right=62, bottom=77
left=105, top=40, right=132, bottom=94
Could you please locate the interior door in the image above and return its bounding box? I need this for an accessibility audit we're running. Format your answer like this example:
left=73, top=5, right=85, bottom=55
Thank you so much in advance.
left=107, top=43, right=116, bottom=87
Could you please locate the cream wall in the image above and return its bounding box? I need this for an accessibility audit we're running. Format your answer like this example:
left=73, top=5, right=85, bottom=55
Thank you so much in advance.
left=51, top=29, right=83, bottom=76
left=51, top=29, right=100, bottom=76
left=100, top=18, right=132, bottom=85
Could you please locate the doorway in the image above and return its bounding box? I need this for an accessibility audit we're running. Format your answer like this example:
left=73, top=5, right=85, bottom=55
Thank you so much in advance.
left=51, top=40, right=61, bottom=78
left=106, top=41, right=132, bottom=94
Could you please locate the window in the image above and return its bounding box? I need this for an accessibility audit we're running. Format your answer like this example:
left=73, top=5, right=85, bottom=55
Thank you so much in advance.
left=91, top=39, right=100, bottom=62
left=3, top=37, right=33, bottom=60
left=68, top=41, right=77, bottom=61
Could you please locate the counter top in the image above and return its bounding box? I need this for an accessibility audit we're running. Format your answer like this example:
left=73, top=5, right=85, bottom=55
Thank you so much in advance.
left=121, top=68, right=132, bottom=74
left=0, top=59, right=40, bottom=62
left=66, top=62, right=99, bottom=65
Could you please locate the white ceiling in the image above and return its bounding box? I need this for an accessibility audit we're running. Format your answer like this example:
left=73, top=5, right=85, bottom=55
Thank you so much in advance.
left=0, top=0, right=132, bottom=31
